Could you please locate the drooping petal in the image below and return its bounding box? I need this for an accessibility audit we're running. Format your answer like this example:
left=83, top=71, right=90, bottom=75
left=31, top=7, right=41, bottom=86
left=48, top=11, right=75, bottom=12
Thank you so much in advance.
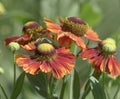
left=80, top=48, right=98, bottom=60
left=15, top=54, right=40, bottom=74
left=93, top=55, right=105, bottom=71
left=40, top=61, right=52, bottom=73
left=50, top=59, right=65, bottom=79
left=106, top=56, right=120, bottom=76
left=50, top=48, right=75, bottom=79
left=21, top=42, right=36, bottom=51
left=23, top=61, right=40, bottom=74
left=58, top=31, right=86, bottom=49
left=84, top=29, right=101, bottom=42
left=44, top=18, right=62, bottom=33
left=4, top=34, right=30, bottom=45
left=58, top=35, right=72, bottom=48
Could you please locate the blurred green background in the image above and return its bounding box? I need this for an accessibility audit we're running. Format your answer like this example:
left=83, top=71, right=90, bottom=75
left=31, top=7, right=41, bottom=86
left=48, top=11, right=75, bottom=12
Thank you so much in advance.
left=0, top=0, right=120, bottom=99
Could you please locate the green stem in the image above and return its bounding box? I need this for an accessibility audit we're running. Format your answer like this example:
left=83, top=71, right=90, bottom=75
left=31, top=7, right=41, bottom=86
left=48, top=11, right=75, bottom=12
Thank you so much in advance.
left=13, top=51, right=16, bottom=86
left=113, top=82, right=120, bottom=99
left=0, top=83, right=8, bottom=99
left=45, top=75, right=52, bottom=99
left=59, top=78, right=67, bottom=99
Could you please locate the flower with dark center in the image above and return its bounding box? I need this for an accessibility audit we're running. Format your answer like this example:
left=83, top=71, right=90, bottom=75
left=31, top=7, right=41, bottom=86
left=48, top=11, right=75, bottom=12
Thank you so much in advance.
left=80, top=38, right=120, bottom=76
left=4, top=21, right=43, bottom=51
left=15, top=42, right=75, bottom=79
left=44, top=17, right=101, bottom=49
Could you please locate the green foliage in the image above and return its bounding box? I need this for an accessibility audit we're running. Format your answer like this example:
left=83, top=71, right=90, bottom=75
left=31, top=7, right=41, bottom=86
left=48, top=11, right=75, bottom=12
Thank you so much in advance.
left=89, top=76, right=106, bottom=99
left=10, top=72, right=25, bottom=99
left=27, top=73, right=48, bottom=99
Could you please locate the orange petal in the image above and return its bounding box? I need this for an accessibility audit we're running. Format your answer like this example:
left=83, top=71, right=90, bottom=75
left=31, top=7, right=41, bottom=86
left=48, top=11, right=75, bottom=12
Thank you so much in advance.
left=15, top=54, right=40, bottom=74
left=85, top=29, right=101, bottom=42
left=106, top=56, right=120, bottom=76
left=21, top=42, right=36, bottom=51
left=58, top=35, right=72, bottom=48
left=4, top=34, right=30, bottom=45
left=58, top=31, right=86, bottom=49
left=40, top=61, right=52, bottom=73
left=44, top=18, right=61, bottom=33
left=15, top=54, right=31, bottom=66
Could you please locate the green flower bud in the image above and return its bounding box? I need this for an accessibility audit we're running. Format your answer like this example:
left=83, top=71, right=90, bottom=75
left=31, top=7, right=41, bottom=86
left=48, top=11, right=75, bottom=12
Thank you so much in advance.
left=102, top=38, right=116, bottom=53
left=0, top=67, right=4, bottom=75
left=0, top=2, right=5, bottom=15
left=8, top=42, right=20, bottom=52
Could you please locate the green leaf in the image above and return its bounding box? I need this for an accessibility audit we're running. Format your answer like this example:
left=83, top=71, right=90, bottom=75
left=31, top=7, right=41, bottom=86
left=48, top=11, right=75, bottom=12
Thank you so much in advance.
left=89, top=76, right=106, bottom=99
left=73, top=69, right=80, bottom=99
left=27, top=73, right=48, bottom=98
left=10, top=72, right=25, bottom=99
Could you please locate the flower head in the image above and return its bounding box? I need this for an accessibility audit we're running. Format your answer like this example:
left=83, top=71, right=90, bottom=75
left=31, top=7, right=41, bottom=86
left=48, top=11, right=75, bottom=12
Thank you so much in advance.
left=81, top=38, right=120, bottom=76
left=15, top=40, right=75, bottom=79
left=44, top=17, right=101, bottom=49
left=4, top=21, right=43, bottom=51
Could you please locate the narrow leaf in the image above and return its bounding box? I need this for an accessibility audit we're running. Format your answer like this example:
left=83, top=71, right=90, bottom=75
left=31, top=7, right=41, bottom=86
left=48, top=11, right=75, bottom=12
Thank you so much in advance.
left=73, top=69, right=80, bottom=99
left=27, top=73, right=48, bottom=98
left=89, top=76, right=106, bottom=99
left=10, top=72, right=25, bottom=99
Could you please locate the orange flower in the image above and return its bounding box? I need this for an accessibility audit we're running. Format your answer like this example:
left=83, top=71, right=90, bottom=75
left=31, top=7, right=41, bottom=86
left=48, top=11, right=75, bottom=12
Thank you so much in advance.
left=4, top=21, right=43, bottom=51
left=81, top=38, right=120, bottom=76
left=44, top=17, right=101, bottom=49
left=15, top=42, right=75, bottom=79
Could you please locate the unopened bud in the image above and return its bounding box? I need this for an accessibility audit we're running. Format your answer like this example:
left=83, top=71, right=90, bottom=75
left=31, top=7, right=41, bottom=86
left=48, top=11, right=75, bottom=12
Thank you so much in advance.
left=102, top=38, right=116, bottom=53
left=0, top=2, right=5, bottom=15
left=0, top=67, right=4, bottom=74
left=8, top=42, right=20, bottom=52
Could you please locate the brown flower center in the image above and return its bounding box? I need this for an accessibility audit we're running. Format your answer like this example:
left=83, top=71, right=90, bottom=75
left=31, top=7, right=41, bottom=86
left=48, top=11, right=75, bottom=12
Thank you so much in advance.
left=23, top=21, right=43, bottom=34
left=61, top=17, right=89, bottom=36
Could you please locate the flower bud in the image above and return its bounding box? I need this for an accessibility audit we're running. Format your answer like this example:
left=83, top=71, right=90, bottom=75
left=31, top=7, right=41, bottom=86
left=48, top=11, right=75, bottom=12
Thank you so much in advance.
left=8, top=42, right=20, bottom=52
left=62, top=17, right=89, bottom=36
left=102, top=38, right=116, bottom=53
left=0, top=2, right=5, bottom=15
left=22, top=21, right=43, bottom=34
left=0, top=67, right=4, bottom=75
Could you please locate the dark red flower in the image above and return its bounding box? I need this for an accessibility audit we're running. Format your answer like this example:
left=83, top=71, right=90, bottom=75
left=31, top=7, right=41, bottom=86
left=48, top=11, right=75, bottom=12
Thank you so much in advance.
left=44, top=17, right=101, bottom=49
left=81, top=38, right=120, bottom=76
left=15, top=42, right=75, bottom=79
left=4, top=21, right=43, bottom=51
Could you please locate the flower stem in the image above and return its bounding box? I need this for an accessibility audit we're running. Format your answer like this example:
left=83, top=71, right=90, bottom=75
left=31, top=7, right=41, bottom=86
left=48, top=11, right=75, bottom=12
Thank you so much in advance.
left=60, top=77, right=67, bottom=99
left=0, top=83, right=8, bottom=99
left=45, top=74, right=52, bottom=99
left=13, top=51, right=16, bottom=86
left=113, top=86, right=120, bottom=99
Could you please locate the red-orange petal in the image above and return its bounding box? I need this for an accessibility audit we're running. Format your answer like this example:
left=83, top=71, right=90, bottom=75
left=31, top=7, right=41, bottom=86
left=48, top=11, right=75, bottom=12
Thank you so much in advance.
left=85, top=29, right=101, bottom=42
left=21, top=42, right=36, bottom=51
left=40, top=61, right=52, bottom=73
left=58, top=31, right=86, bottom=49
left=44, top=18, right=61, bottom=33
left=106, top=56, right=120, bottom=76
left=80, top=48, right=98, bottom=60
left=4, top=34, right=30, bottom=45
left=50, top=48, right=75, bottom=79
left=15, top=54, right=40, bottom=74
